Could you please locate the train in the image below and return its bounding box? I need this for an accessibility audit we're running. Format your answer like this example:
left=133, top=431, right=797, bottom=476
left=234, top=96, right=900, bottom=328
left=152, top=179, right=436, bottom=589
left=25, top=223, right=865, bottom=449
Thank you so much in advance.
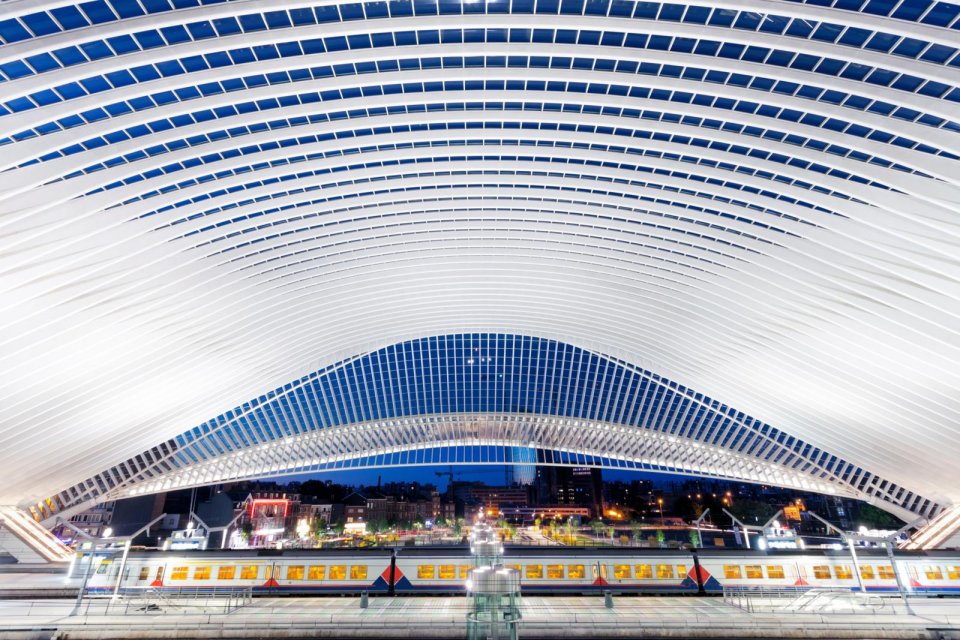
left=84, top=545, right=960, bottom=596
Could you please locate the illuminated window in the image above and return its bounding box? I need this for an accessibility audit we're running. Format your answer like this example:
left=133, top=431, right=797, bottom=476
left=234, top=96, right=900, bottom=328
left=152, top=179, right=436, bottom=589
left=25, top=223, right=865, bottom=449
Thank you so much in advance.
left=526, top=564, right=543, bottom=579
left=859, top=566, right=875, bottom=580
left=350, top=565, right=368, bottom=580
left=745, top=565, right=763, bottom=579
left=138, top=567, right=150, bottom=581
left=546, top=565, right=563, bottom=580
left=568, top=564, right=585, bottom=579
left=418, top=565, right=435, bottom=579
left=308, top=566, right=325, bottom=580
left=925, top=566, right=944, bottom=580
left=218, top=566, right=236, bottom=580
left=948, top=566, right=960, bottom=580
left=767, top=566, right=785, bottom=579
left=834, top=565, right=853, bottom=580
left=724, top=565, right=742, bottom=579
left=439, top=565, right=456, bottom=580
left=677, top=565, right=687, bottom=577
left=877, top=566, right=896, bottom=580
left=193, top=566, right=211, bottom=580
left=459, top=565, right=472, bottom=579
left=613, top=565, right=630, bottom=579
left=506, top=564, right=521, bottom=573
left=287, top=566, right=305, bottom=580
left=812, top=566, right=831, bottom=580
left=329, top=566, right=347, bottom=580
left=240, top=565, right=258, bottom=580
left=170, top=566, right=189, bottom=581
left=656, top=565, right=675, bottom=579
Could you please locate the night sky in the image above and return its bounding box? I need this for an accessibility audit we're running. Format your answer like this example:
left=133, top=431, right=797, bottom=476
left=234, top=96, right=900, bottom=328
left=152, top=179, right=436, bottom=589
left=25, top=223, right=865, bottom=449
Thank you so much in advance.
left=268, top=465, right=687, bottom=491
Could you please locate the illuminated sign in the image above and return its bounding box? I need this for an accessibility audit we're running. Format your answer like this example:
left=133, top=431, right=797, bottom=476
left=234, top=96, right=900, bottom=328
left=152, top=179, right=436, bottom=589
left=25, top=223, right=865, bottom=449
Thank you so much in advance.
left=783, top=506, right=802, bottom=521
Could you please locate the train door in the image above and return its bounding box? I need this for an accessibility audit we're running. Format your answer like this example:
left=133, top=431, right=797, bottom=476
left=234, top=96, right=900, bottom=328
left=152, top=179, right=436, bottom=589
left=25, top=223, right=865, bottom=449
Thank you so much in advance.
left=906, top=563, right=919, bottom=591
left=592, top=562, right=607, bottom=585
left=151, top=564, right=165, bottom=587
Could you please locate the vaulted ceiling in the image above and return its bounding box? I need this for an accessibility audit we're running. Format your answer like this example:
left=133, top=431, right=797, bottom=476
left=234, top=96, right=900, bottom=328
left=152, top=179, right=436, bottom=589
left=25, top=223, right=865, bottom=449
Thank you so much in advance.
left=0, top=0, right=957, bottom=519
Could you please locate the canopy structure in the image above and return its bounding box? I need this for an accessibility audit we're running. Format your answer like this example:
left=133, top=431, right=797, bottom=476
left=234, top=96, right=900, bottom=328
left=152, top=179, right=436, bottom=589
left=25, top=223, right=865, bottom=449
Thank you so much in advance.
left=0, top=0, right=957, bottom=525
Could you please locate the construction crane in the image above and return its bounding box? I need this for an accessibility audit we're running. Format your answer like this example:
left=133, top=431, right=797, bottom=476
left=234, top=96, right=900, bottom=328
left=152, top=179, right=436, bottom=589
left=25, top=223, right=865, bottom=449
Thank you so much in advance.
left=435, top=466, right=457, bottom=500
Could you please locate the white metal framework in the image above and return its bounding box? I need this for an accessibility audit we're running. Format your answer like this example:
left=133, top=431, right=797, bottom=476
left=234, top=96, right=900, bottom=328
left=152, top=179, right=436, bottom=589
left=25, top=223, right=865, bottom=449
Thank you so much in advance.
left=46, top=334, right=938, bottom=523
left=0, top=1, right=957, bottom=524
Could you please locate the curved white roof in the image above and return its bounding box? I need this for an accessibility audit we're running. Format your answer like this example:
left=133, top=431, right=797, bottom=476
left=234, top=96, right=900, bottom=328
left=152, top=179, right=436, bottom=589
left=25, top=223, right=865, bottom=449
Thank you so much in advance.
left=0, top=0, right=957, bottom=520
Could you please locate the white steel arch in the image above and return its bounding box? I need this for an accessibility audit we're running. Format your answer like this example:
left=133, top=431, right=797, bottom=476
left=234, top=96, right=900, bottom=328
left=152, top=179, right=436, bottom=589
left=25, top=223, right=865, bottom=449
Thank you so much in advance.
left=0, top=0, right=956, bottom=524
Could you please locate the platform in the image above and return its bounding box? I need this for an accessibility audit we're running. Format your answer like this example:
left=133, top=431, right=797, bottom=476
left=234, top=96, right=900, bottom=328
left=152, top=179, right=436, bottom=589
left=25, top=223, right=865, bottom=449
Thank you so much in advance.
left=2, top=594, right=960, bottom=639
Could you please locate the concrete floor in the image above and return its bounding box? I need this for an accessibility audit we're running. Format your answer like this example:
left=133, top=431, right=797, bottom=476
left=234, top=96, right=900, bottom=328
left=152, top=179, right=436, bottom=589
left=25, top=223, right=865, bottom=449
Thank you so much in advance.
left=1, top=594, right=959, bottom=639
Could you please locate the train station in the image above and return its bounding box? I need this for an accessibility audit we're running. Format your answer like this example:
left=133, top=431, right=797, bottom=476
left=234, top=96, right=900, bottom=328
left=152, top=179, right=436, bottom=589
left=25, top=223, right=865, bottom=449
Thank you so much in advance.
left=0, top=0, right=958, bottom=637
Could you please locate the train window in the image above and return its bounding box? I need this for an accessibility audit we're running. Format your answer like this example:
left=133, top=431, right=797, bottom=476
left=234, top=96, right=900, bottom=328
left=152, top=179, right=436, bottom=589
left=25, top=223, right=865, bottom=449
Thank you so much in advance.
left=656, top=565, right=675, bottom=579
left=240, top=565, right=258, bottom=580
left=418, top=565, right=435, bottom=579
left=744, top=566, right=763, bottom=579
left=287, top=566, right=305, bottom=580
left=329, top=566, right=347, bottom=580
left=860, top=566, right=875, bottom=580
left=677, top=564, right=687, bottom=577
left=925, top=566, right=944, bottom=580
left=948, top=566, right=960, bottom=580
left=439, top=565, right=456, bottom=580
left=350, top=566, right=368, bottom=580
left=526, top=565, right=543, bottom=579
left=568, top=565, right=586, bottom=579
left=635, top=565, right=652, bottom=579
left=460, top=565, right=472, bottom=579
left=170, top=566, right=189, bottom=581
left=218, top=566, right=236, bottom=580
left=724, top=566, right=742, bottom=579
left=766, top=566, right=785, bottom=579
left=613, top=565, right=630, bottom=579
left=138, top=567, right=150, bottom=581
left=834, top=565, right=853, bottom=580
left=506, top=564, right=522, bottom=573
left=877, top=566, right=895, bottom=580
left=309, top=566, right=325, bottom=580
left=812, top=565, right=831, bottom=580
left=193, top=566, right=211, bottom=580
left=547, top=565, right=564, bottom=579
left=96, top=561, right=111, bottom=575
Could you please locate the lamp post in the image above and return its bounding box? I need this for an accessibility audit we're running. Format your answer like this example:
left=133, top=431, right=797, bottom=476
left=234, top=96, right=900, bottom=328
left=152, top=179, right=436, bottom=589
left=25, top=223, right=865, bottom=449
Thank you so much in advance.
left=657, top=498, right=664, bottom=523
left=694, top=508, right=711, bottom=549
left=807, top=511, right=866, bottom=593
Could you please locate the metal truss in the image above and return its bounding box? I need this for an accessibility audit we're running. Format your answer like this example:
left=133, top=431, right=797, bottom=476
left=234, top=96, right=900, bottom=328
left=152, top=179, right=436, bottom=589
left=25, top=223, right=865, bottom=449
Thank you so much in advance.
left=0, top=1, right=957, bottom=525
left=37, top=333, right=941, bottom=525
left=55, top=413, right=928, bottom=525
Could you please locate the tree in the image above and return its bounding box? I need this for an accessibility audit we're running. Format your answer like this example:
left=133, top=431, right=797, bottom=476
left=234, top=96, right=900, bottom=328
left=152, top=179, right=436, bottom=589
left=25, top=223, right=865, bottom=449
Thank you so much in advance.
left=855, top=504, right=903, bottom=530
left=689, top=529, right=701, bottom=547
left=589, top=519, right=605, bottom=538
left=671, top=496, right=699, bottom=522
left=729, top=499, right=777, bottom=525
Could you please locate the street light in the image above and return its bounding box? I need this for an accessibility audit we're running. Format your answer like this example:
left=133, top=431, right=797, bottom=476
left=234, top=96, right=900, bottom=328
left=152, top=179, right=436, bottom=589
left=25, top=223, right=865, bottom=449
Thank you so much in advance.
left=657, top=498, right=664, bottom=522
